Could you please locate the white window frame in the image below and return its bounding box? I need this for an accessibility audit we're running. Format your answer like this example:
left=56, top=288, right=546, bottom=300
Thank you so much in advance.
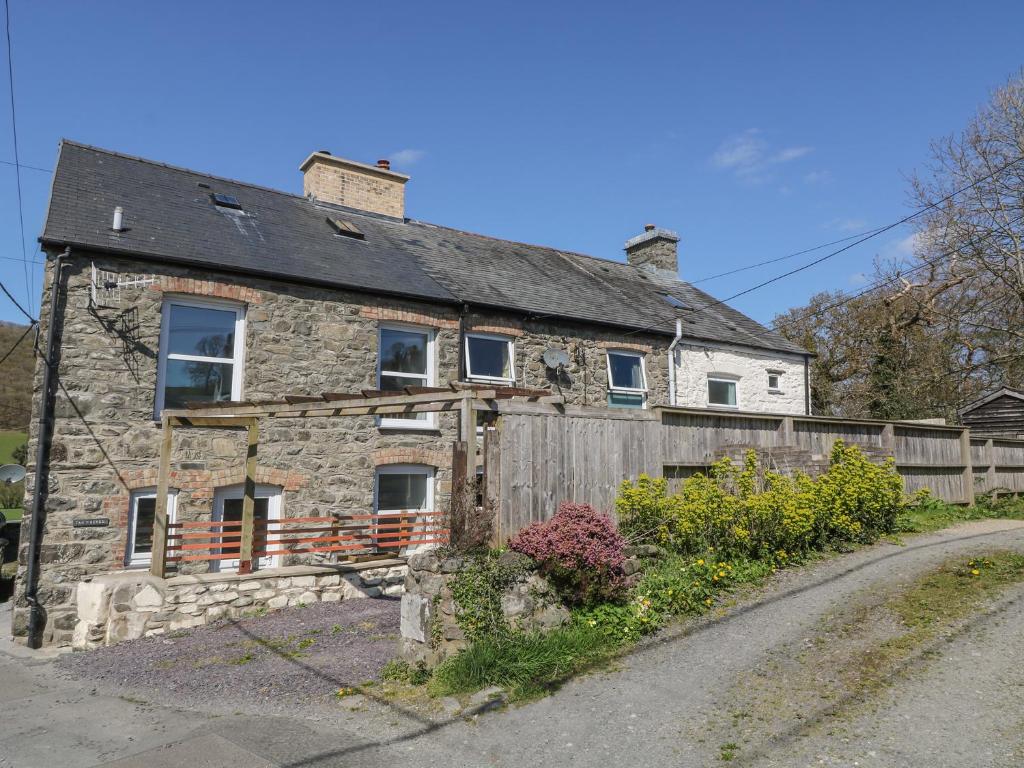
left=211, top=483, right=283, bottom=573
left=605, top=350, right=648, bottom=409
left=155, top=296, right=246, bottom=418
left=767, top=370, right=783, bottom=392
left=377, top=323, right=437, bottom=430
left=707, top=374, right=740, bottom=409
left=464, top=332, right=516, bottom=384
left=126, top=489, right=177, bottom=568
left=374, top=464, right=435, bottom=553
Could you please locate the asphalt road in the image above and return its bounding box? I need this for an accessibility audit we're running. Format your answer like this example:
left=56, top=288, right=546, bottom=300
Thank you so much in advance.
left=3, top=519, right=1024, bottom=768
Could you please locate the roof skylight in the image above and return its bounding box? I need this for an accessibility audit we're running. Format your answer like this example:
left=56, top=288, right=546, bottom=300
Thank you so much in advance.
left=662, top=294, right=687, bottom=310
left=211, top=193, right=242, bottom=210
left=327, top=217, right=365, bottom=240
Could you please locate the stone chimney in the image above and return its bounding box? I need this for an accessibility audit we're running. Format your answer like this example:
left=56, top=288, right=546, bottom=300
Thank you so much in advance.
left=299, top=151, right=409, bottom=218
left=624, top=224, right=680, bottom=277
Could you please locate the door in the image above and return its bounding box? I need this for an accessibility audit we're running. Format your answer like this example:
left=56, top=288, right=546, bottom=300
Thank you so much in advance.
left=211, top=484, right=282, bottom=572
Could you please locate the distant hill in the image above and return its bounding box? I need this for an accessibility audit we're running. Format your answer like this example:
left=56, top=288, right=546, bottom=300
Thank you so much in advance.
left=0, top=321, right=35, bottom=431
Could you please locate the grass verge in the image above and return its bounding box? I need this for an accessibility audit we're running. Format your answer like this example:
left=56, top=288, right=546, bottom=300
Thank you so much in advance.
left=896, top=495, right=1024, bottom=535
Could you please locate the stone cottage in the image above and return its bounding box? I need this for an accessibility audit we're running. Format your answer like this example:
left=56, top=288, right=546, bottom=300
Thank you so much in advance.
left=15, top=140, right=809, bottom=646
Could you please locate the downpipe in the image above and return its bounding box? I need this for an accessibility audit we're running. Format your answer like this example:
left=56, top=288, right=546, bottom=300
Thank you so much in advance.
left=24, top=247, right=68, bottom=648
left=667, top=319, right=683, bottom=406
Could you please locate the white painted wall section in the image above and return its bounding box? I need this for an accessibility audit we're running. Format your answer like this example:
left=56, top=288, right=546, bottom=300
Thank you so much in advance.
left=674, top=341, right=807, bottom=414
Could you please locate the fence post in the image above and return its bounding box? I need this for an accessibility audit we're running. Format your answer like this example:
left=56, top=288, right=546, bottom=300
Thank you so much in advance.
left=960, top=427, right=975, bottom=506
left=238, top=418, right=259, bottom=575
left=483, top=417, right=502, bottom=546
left=777, top=416, right=795, bottom=446
left=881, top=423, right=895, bottom=458
left=985, top=438, right=996, bottom=497
left=150, top=415, right=173, bottom=578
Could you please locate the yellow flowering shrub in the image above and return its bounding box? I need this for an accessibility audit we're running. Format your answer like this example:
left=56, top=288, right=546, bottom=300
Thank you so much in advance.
left=618, top=441, right=906, bottom=557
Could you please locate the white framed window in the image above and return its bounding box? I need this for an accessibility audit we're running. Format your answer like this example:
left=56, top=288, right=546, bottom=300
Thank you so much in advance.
left=211, top=484, right=282, bottom=572
left=708, top=375, right=739, bottom=408
left=465, top=333, right=515, bottom=384
left=767, top=371, right=782, bottom=391
left=374, top=464, right=435, bottom=553
left=606, top=350, right=648, bottom=409
left=378, top=324, right=436, bottom=429
left=126, top=489, right=177, bottom=568
left=155, top=297, right=246, bottom=417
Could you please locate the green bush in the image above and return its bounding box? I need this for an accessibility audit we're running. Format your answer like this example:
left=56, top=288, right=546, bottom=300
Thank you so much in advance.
left=448, top=551, right=532, bottom=642
left=617, top=441, right=905, bottom=558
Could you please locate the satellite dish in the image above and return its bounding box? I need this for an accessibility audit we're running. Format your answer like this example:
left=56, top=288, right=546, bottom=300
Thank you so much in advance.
left=542, top=347, right=570, bottom=370
left=0, top=464, right=26, bottom=485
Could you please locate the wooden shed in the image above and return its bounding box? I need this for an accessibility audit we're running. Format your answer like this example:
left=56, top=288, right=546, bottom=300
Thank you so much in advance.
left=960, top=388, right=1024, bottom=439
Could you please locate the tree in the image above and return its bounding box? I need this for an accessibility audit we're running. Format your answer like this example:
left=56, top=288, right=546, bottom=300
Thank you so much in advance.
left=775, top=71, right=1024, bottom=419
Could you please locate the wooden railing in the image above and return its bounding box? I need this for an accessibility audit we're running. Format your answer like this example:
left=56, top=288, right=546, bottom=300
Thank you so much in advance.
left=164, top=512, right=448, bottom=571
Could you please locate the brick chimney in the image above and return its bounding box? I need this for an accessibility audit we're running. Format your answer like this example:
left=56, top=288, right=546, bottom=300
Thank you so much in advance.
left=625, top=224, right=680, bottom=277
left=299, top=151, right=409, bottom=218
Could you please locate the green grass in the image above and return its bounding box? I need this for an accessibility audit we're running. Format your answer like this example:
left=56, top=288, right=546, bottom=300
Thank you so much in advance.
left=428, top=623, right=618, bottom=701
left=0, top=430, right=25, bottom=464
left=896, top=495, right=1024, bottom=534
left=1, top=508, right=21, bottom=522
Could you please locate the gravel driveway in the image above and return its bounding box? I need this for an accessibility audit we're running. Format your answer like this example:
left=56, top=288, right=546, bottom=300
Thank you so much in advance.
left=57, top=596, right=401, bottom=715
left=5, top=520, right=1024, bottom=768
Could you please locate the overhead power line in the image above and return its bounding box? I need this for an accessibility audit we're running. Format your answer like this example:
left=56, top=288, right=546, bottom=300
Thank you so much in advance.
left=0, top=275, right=34, bottom=323
left=0, top=157, right=50, bottom=173
left=3, top=0, right=31, bottom=317
left=0, top=316, right=34, bottom=366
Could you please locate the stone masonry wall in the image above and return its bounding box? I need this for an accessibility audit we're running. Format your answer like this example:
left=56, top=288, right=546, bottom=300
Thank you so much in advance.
left=72, top=561, right=407, bottom=649
left=674, top=341, right=807, bottom=414
left=16, top=250, right=671, bottom=645
left=398, top=550, right=569, bottom=667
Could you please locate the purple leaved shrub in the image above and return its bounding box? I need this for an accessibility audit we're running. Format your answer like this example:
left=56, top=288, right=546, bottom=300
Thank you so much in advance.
left=509, top=502, right=631, bottom=606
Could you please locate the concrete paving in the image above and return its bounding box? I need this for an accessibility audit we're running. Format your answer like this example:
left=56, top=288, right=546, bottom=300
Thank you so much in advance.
left=3, top=520, right=1024, bottom=768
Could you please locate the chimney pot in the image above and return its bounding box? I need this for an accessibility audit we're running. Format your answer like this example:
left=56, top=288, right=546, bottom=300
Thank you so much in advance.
left=377, top=159, right=391, bottom=170
left=644, top=223, right=656, bottom=232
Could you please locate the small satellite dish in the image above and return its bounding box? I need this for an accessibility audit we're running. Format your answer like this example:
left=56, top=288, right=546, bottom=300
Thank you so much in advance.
left=542, top=347, right=570, bottom=370
left=0, top=464, right=26, bottom=485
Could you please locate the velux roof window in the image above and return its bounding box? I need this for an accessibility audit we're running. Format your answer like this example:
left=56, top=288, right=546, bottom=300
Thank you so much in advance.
left=210, top=193, right=242, bottom=210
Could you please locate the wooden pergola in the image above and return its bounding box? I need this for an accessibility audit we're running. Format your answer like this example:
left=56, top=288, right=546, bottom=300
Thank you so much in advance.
left=149, top=383, right=560, bottom=577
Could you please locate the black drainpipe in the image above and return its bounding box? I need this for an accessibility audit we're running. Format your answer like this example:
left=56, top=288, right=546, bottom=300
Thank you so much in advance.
left=24, top=247, right=68, bottom=648
left=457, top=303, right=469, bottom=381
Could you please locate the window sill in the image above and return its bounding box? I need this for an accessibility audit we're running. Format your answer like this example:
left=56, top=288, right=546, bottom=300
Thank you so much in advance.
left=707, top=404, right=740, bottom=410
left=378, top=423, right=442, bottom=434
left=463, top=377, right=516, bottom=386
left=768, top=389, right=784, bottom=395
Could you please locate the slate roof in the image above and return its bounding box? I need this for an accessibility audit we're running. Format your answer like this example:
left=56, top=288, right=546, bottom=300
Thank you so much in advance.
left=41, top=140, right=807, bottom=356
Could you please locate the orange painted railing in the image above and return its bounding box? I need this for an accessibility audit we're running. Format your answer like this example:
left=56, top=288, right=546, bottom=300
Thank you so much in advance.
left=165, top=512, right=448, bottom=566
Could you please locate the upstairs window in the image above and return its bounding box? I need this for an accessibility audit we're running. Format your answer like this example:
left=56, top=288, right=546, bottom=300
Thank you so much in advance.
left=378, top=325, right=435, bottom=429
left=606, top=351, right=647, bottom=409
left=708, top=375, right=739, bottom=408
left=767, top=371, right=782, bottom=391
left=465, top=333, right=514, bottom=383
left=156, top=298, right=245, bottom=416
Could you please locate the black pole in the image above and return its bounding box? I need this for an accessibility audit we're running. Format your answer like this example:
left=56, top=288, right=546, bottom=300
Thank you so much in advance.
left=24, top=247, right=67, bottom=648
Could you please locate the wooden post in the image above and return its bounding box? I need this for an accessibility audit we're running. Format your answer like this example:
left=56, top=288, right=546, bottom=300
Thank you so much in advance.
left=451, top=440, right=469, bottom=548
left=777, top=416, right=795, bottom=446
left=150, top=415, right=173, bottom=578
left=238, top=418, right=259, bottom=575
left=483, top=417, right=502, bottom=546
left=881, top=423, right=895, bottom=458
left=985, top=438, right=997, bottom=498
left=459, top=392, right=476, bottom=482
left=960, top=427, right=975, bottom=506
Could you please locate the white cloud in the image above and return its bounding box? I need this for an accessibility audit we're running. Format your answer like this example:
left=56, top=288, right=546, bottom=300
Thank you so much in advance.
left=388, top=148, right=426, bottom=167
left=710, top=129, right=813, bottom=183
left=825, top=217, right=868, bottom=233
left=803, top=170, right=832, bottom=185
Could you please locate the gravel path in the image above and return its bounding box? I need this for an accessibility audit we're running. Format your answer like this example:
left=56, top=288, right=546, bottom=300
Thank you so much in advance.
left=57, top=596, right=401, bottom=715
left=6, top=520, right=1024, bottom=768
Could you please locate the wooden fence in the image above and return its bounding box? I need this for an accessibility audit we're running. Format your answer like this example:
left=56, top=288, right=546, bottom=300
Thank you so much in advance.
left=484, top=403, right=1024, bottom=542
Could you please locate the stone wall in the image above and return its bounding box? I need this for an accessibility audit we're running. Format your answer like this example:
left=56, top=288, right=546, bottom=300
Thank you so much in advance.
left=16, top=250, right=671, bottom=645
left=398, top=550, right=569, bottom=667
left=71, top=561, right=407, bottom=649
left=674, top=341, right=807, bottom=414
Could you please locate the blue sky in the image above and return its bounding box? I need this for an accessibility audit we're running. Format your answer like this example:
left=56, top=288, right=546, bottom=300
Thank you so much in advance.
left=1, top=1, right=1022, bottom=326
